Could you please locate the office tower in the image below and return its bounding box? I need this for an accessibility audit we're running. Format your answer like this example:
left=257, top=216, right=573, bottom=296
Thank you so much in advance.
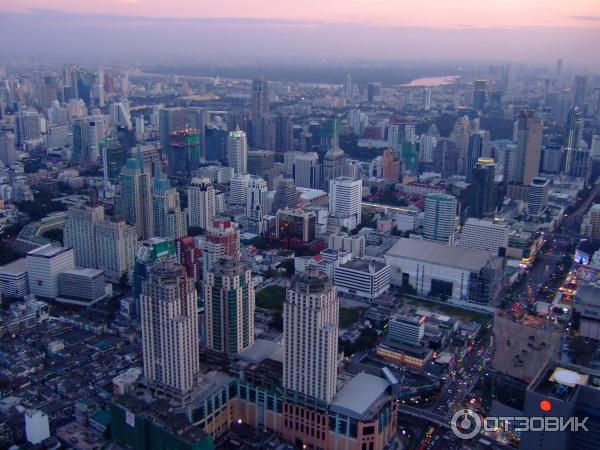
left=251, top=77, right=271, bottom=149
left=423, top=87, right=432, bottom=110
left=382, top=148, right=402, bottom=185
left=141, top=260, right=199, bottom=400
left=109, top=102, right=132, bottom=129
left=388, top=312, right=425, bottom=346
left=247, top=150, right=274, bottom=177
left=458, top=218, right=509, bottom=254
left=564, top=147, right=590, bottom=178
left=115, top=156, right=154, bottom=240
left=273, top=178, right=300, bottom=212
left=329, top=177, right=363, bottom=231
left=367, top=82, right=381, bottom=102
left=41, top=75, right=59, bottom=110
left=541, top=143, right=563, bottom=174
left=472, top=79, right=487, bottom=110
left=135, top=115, right=145, bottom=142
left=160, top=107, right=208, bottom=173
left=275, top=113, right=294, bottom=153
left=188, top=177, right=215, bottom=231
left=404, top=124, right=417, bottom=144
left=166, top=127, right=201, bottom=180
left=227, top=130, right=248, bottom=174
left=469, top=158, right=496, bottom=218
left=100, top=139, right=126, bottom=191
left=515, top=110, right=543, bottom=185
left=152, top=171, right=187, bottom=239
left=566, top=107, right=584, bottom=149
left=573, top=75, right=587, bottom=109
left=246, top=175, right=268, bottom=233
left=276, top=208, right=317, bottom=242
left=229, top=173, right=250, bottom=208
left=94, top=67, right=105, bottom=107
left=205, top=126, right=228, bottom=162
left=204, top=256, right=255, bottom=355
left=67, top=98, right=87, bottom=118
left=450, top=115, right=472, bottom=167
left=16, top=110, right=41, bottom=144
left=387, top=124, right=401, bottom=150
left=592, top=135, right=600, bottom=159
left=288, top=152, right=321, bottom=189
left=132, top=238, right=176, bottom=311
left=72, top=117, right=101, bottom=163
left=527, top=177, right=550, bottom=216
left=202, top=218, right=241, bottom=276
left=323, top=138, right=347, bottom=190
left=466, top=130, right=490, bottom=182
left=419, top=134, right=437, bottom=164
left=47, top=101, right=69, bottom=126
left=26, top=245, right=75, bottom=299
left=0, top=132, right=17, bottom=166
left=423, top=193, right=459, bottom=245
left=284, top=268, right=339, bottom=403
left=345, top=74, right=352, bottom=100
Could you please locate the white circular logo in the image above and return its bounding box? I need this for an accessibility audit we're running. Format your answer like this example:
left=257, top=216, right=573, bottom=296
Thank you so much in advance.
left=450, top=408, right=482, bottom=440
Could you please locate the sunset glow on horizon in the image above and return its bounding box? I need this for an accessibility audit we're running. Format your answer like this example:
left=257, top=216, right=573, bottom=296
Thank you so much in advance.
left=2, top=0, right=600, bottom=29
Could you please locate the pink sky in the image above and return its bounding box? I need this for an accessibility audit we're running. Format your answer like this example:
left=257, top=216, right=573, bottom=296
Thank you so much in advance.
left=2, top=0, right=600, bottom=28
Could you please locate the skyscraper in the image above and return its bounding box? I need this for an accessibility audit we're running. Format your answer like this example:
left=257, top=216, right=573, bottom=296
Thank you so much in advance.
left=227, top=130, right=248, bottom=175
left=288, top=151, right=321, bottom=189
left=204, top=256, right=255, bottom=355
left=141, top=260, right=199, bottom=400
left=152, top=170, right=187, bottom=240
left=469, top=158, right=496, bottom=218
left=246, top=175, right=268, bottom=235
left=188, top=177, right=216, bottom=231
left=0, top=132, right=17, bottom=166
left=515, top=110, right=543, bottom=186
left=251, top=77, right=271, bottom=149
left=382, top=148, right=402, bottom=185
left=284, top=268, right=339, bottom=403
left=527, top=177, right=550, bottom=216
left=202, top=218, right=241, bottom=276
left=573, top=74, right=587, bottom=109
left=423, top=193, right=459, bottom=245
left=329, top=177, right=363, bottom=231
left=566, top=106, right=584, bottom=150
left=115, top=156, right=154, bottom=240
left=323, top=138, right=347, bottom=190
left=466, top=130, right=490, bottom=182
left=158, top=107, right=208, bottom=164
left=472, top=79, right=487, bottom=110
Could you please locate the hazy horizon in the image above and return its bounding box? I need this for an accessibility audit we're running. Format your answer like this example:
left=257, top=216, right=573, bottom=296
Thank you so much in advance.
left=0, top=8, right=599, bottom=69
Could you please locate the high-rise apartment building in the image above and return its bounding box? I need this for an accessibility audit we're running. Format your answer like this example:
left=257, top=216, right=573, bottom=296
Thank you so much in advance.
left=115, top=156, right=154, bottom=240
left=188, top=177, right=216, bottom=231
left=423, top=193, right=459, bottom=245
left=228, top=173, right=250, bottom=208
left=141, top=261, right=199, bottom=401
left=152, top=172, right=187, bottom=239
left=204, top=256, right=255, bottom=355
left=329, top=177, right=363, bottom=231
left=284, top=268, right=339, bottom=403
left=382, top=148, right=402, bottom=185
left=0, top=132, right=17, bottom=166
left=227, top=130, right=248, bottom=175
left=202, top=218, right=241, bottom=276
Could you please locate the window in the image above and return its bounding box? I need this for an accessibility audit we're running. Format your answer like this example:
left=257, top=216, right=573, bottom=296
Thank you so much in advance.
left=363, top=425, right=375, bottom=435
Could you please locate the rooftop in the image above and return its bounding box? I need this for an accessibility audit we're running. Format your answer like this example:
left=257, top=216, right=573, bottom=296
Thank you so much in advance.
left=0, top=257, right=27, bottom=274
left=337, top=259, right=388, bottom=273
left=386, top=238, right=498, bottom=271
left=238, top=339, right=284, bottom=364
left=27, top=244, right=72, bottom=258
left=330, top=372, right=390, bottom=420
